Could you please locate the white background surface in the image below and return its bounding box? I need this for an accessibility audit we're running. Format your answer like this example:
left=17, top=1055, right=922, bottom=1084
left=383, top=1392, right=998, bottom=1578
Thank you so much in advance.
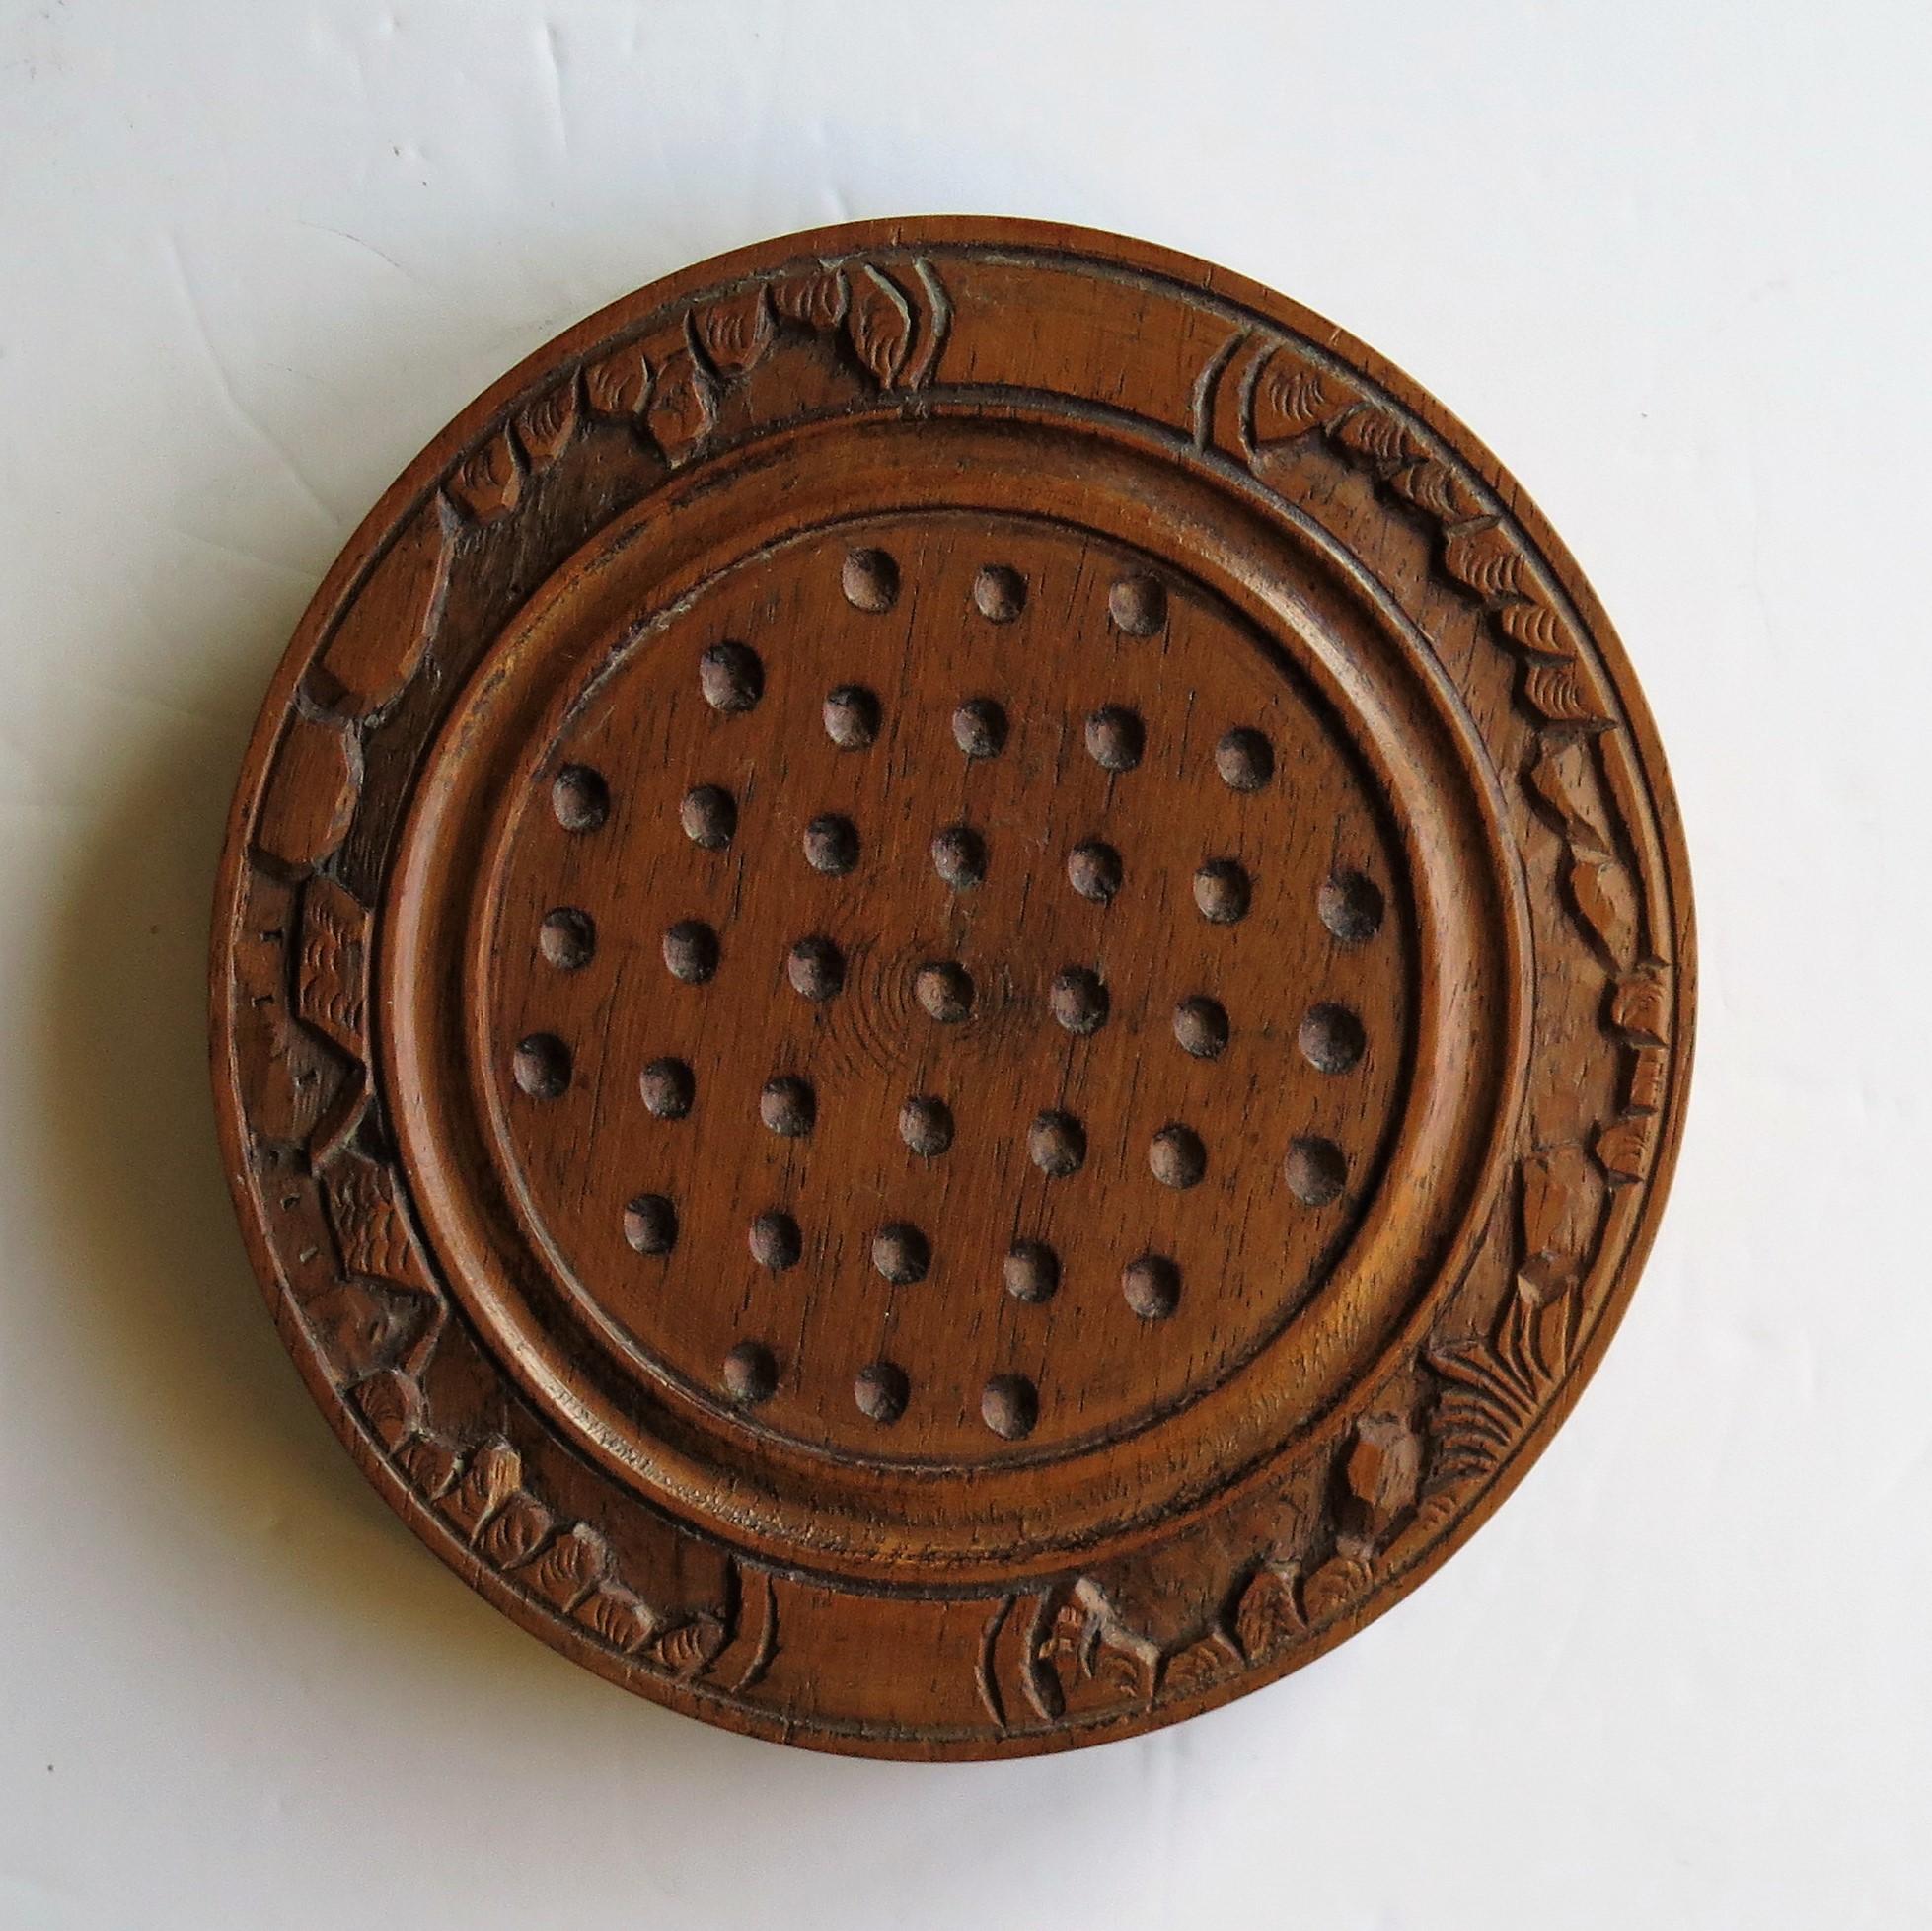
left=3, top=3, right=1927, bottom=1925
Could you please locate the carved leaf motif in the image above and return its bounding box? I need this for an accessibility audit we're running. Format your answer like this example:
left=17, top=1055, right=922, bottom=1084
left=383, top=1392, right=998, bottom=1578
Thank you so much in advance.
left=846, top=265, right=913, bottom=388
left=296, top=876, right=369, bottom=1057
left=1090, top=1630, right=1159, bottom=1705
left=654, top=1613, right=727, bottom=1678
left=900, top=259, right=952, bottom=388
left=478, top=1491, right=554, bottom=1570
left=397, top=1433, right=462, bottom=1500
left=583, top=341, right=651, bottom=418
left=1524, top=1292, right=1580, bottom=1390
left=1431, top=1355, right=1533, bottom=1485
left=1430, top=1212, right=1601, bottom=1488
left=645, top=349, right=718, bottom=466
left=1627, top=1042, right=1669, bottom=1115
left=306, top=1283, right=398, bottom=1380
left=1196, top=328, right=1262, bottom=452
left=1163, top=1634, right=1240, bottom=1698
left=309, top=494, right=454, bottom=720
left=1523, top=659, right=1612, bottom=730
left=323, top=1151, right=433, bottom=1293
left=1302, top=1555, right=1374, bottom=1625
left=1033, top=1579, right=1161, bottom=1712
left=1233, top=1562, right=1304, bottom=1662
left=1250, top=345, right=1345, bottom=443
left=1597, top=1116, right=1654, bottom=1186
left=440, top=1437, right=523, bottom=1539
left=231, top=881, right=335, bottom=1143
left=1497, top=596, right=1578, bottom=661
left=577, top=1584, right=661, bottom=1654
left=448, top=428, right=522, bottom=524
left=1040, top=1598, right=1093, bottom=1676
left=1528, top=741, right=1640, bottom=966
left=715, top=1566, right=779, bottom=1693
left=1610, top=964, right=1671, bottom=1045
left=514, top=376, right=580, bottom=471
left=1337, top=1414, right=1424, bottom=1551
left=353, top=1368, right=423, bottom=1450
left=1568, top=854, right=1640, bottom=970
left=306, top=1064, right=368, bottom=1170
left=1521, top=1145, right=1580, bottom=1262
left=1518, top=1143, right=1600, bottom=1301
left=1329, top=405, right=1426, bottom=467
left=1524, top=741, right=1594, bottom=847
left=1443, top=521, right=1533, bottom=601
left=1024, top=1662, right=1068, bottom=1722
left=771, top=264, right=849, bottom=332
left=1385, top=457, right=1484, bottom=523
left=699, top=285, right=775, bottom=375
left=253, top=712, right=359, bottom=875
left=1020, top=1599, right=1069, bottom=1722
left=526, top=1523, right=613, bottom=1611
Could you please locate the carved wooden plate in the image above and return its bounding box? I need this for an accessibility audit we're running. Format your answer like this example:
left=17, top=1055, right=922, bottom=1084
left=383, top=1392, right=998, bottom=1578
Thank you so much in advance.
left=210, top=219, right=1693, bottom=1757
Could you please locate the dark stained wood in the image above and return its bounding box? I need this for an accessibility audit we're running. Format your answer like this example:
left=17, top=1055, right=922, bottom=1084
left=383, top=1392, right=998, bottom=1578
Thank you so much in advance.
left=209, top=219, right=1695, bottom=1757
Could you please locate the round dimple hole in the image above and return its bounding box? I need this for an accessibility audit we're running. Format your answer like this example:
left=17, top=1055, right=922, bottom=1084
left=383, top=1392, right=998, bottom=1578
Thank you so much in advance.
left=759, top=1075, right=815, bottom=1138
left=1068, top=840, right=1123, bottom=905
left=749, top=1210, right=802, bottom=1271
left=914, top=960, right=974, bottom=1023
left=551, top=764, right=609, bottom=832
left=663, top=919, right=719, bottom=983
left=787, top=936, right=845, bottom=1002
left=973, top=564, right=1026, bottom=623
left=639, top=1057, right=694, bottom=1118
left=623, top=1193, right=677, bottom=1256
left=1150, top=1124, right=1207, bottom=1190
left=1028, top=1110, right=1086, bottom=1178
left=539, top=907, right=594, bottom=970
left=981, top=1374, right=1038, bottom=1441
left=680, top=784, right=736, bottom=850
left=823, top=684, right=880, bottom=750
left=873, top=1223, right=930, bottom=1286
left=803, top=813, right=859, bottom=875
left=722, top=1341, right=778, bottom=1405
left=1216, top=727, right=1275, bottom=792
left=699, top=640, right=763, bottom=712
left=1173, top=996, right=1229, bottom=1060
left=931, top=824, right=987, bottom=890
left=512, top=1033, right=570, bottom=1099
left=1108, top=573, right=1167, bottom=636
left=1286, top=1135, right=1348, bottom=1207
left=1003, top=1241, right=1060, bottom=1304
left=1122, top=1254, right=1181, bottom=1320
left=1300, top=1002, right=1367, bottom=1074
left=1049, top=966, right=1108, bottom=1035
left=1084, top=706, right=1145, bottom=773
left=952, top=698, right=1008, bottom=759
left=841, top=546, right=899, bottom=613
left=1320, top=869, right=1386, bottom=944
left=1194, top=859, right=1251, bottom=925
left=854, top=1361, right=910, bottom=1426
left=899, top=1095, right=954, bottom=1157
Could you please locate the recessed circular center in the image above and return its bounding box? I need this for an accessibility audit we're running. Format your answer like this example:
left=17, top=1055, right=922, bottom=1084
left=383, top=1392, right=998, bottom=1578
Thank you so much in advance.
left=483, top=510, right=1414, bottom=1466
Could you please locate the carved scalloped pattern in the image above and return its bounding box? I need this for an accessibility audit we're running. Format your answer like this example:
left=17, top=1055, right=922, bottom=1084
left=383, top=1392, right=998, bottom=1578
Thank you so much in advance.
left=350, top=1373, right=754, bottom=1682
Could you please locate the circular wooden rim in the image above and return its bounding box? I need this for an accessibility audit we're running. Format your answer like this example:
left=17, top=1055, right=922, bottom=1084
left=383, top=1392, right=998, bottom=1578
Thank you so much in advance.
left=211, top=217, right=1694, bottom=1757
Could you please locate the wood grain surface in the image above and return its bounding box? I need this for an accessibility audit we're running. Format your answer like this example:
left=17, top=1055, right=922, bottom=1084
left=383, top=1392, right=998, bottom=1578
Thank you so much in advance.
left=210, top=218, right=1694, bottom=1757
